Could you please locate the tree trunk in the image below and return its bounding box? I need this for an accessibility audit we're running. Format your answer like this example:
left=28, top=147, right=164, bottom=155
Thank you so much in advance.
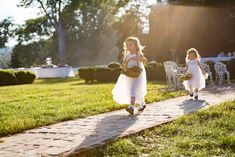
left=56, top=19, right=66, bottom=66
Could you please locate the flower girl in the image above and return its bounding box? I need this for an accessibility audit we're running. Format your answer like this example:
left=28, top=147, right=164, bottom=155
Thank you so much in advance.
left=183, top=48, right=206, bottom=100
left=112, top=37, right=147, bottom=114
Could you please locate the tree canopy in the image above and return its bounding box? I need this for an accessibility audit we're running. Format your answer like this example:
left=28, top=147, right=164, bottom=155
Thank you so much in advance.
left=0, top=18, right=13, bottom=48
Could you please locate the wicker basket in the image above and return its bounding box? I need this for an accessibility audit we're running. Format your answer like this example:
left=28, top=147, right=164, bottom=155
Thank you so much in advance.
left=122, top=66, right=142, bottom=78
left=180, top=73, right=192, bottom=81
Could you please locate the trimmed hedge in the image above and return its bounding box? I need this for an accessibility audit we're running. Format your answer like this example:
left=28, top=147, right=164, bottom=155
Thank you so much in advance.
left=108, top=62, right=121, bottom=69
left=79, top=62, right=166, bottom=83
left=0, top=70, right=17, bottom=86
left=78, top=67, right=95, bottom=83
left=145, top=63, right=165, bottom=81
left=0, top=70, right=36, bottom=86
left=147, top=61, right=158, bottom=68
left=15, top=71, right=36, bottom=84
left=94, top=68, right=122, bottom=82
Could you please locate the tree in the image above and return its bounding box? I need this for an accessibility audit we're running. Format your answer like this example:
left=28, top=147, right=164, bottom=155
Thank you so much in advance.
left=11, top=39, right=57, bottom=68
left=18, top=0, right=131, bottom=65
left=11, top=16, right=57, bottom=67
left=19, top=0, right=72, bottom=65
left=113, top=0, right=150, bottom=60
left=0, top=51, right=11, bottom=68
left=15, top=16, right=52, bottom=44
left=0, top=18, right=13, bottom=48
left=63, top=0, right=131, bottom=65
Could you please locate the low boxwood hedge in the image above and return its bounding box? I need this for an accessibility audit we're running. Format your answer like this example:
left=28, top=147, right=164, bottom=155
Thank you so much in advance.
left=79, top=62, right=166, bottom=83
left=108, top=62, right=121, bottom=69
left=145, top=62, right=165, bottom=81
left=78, top=67, right=95, bottom=83
left=0, top=70, right=36, bottom=86
left=94, top=67, right=122, bottom=82
left=15, top=71, right=36, bottom=84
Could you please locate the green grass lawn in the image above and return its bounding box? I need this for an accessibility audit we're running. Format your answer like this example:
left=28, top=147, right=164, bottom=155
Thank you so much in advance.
left=91, top=100, right=235, bottom=157
left=0, top=78, right=186, bottom=137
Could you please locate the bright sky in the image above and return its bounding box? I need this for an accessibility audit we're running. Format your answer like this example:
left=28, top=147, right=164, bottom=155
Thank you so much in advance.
left=0, top=0, right=39, bottom=24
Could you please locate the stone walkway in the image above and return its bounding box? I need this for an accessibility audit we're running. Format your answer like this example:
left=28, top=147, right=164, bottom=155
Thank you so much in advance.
left=0, top=85, right=235, bottom=157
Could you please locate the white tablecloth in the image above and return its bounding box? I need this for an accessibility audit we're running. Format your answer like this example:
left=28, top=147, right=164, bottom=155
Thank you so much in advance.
left=201, top=56, right=235, bottom=63
left=16, top=67, right=76, bottom=78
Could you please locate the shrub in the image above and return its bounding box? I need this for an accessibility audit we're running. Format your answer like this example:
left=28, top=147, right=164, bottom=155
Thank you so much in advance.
left=145, top=62, right=165, bottom=81
left=94, top=67, right=121, bottom=82
left=79, top=62, right=166, bottom=83
left=108, top=62, right=121, bottom=69
left=110, top=68, right=122, bottom=82
left=15, top=71, right=36, bottom=84
left=0, top=70, right=36, bottom=86
left=147, top=60, right=158, bottom=68
left=78, top=67, right=95, bottom=83
left=0, top=70, right=16, bottom=86
left=94, top=68, right=112, bottom=82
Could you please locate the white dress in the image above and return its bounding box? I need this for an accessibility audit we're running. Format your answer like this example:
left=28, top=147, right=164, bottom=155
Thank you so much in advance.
left=183, top=59, right=205, bottom=91
left=112, top=53, right=147, bottom=105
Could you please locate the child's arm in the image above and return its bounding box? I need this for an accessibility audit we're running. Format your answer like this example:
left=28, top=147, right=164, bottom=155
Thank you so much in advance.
left=184, top=63, right=188, bottom=73
left=121, top=56, right=127, bottom=68
left=138, top=55, right=148, bottom=64
left=129, top=54, right=148, bottom=64
left=122, top=59, right=127, bottom=68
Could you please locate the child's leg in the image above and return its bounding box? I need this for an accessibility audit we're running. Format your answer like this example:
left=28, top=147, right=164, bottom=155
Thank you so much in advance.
left=194, top=88, right=199, bottom=100
left=189, top=85, right=193, bottom=94
left=126, top=96, right=135, bottom=115
left=189, top=85, right=194, bottom=97
left=131, top=96, right=135, bottom=107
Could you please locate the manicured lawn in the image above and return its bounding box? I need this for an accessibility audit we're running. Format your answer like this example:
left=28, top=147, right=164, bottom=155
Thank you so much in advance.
left=92, top=100, right=235, bottom=157
left=0, top=78, right=186, bottom=137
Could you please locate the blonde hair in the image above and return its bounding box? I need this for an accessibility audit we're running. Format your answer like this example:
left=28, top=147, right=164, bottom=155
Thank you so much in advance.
left=185, top=48, right=201, bottom=62
left=123, top=36, right=144, bottom=56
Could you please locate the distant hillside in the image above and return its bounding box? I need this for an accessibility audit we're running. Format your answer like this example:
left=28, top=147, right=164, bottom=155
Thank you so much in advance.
left=0, top=47, right=12, bottom=68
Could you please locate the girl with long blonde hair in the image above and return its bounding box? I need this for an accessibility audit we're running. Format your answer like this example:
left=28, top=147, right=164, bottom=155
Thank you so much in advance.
left=112, top=37, right=148, bottom=115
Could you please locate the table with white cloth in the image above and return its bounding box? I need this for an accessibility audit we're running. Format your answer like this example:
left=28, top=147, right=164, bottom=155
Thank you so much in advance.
left=201, top=56, right=235, bottom=63
left=16, top=66, right=76, bottom=78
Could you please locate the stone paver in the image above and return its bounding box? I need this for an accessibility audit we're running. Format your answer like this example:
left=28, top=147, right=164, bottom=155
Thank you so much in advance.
left=0, top=85, right=234, bottom=157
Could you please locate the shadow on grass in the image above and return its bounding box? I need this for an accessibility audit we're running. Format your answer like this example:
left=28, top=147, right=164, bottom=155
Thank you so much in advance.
left=63, top=114, right=139, bottom=156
